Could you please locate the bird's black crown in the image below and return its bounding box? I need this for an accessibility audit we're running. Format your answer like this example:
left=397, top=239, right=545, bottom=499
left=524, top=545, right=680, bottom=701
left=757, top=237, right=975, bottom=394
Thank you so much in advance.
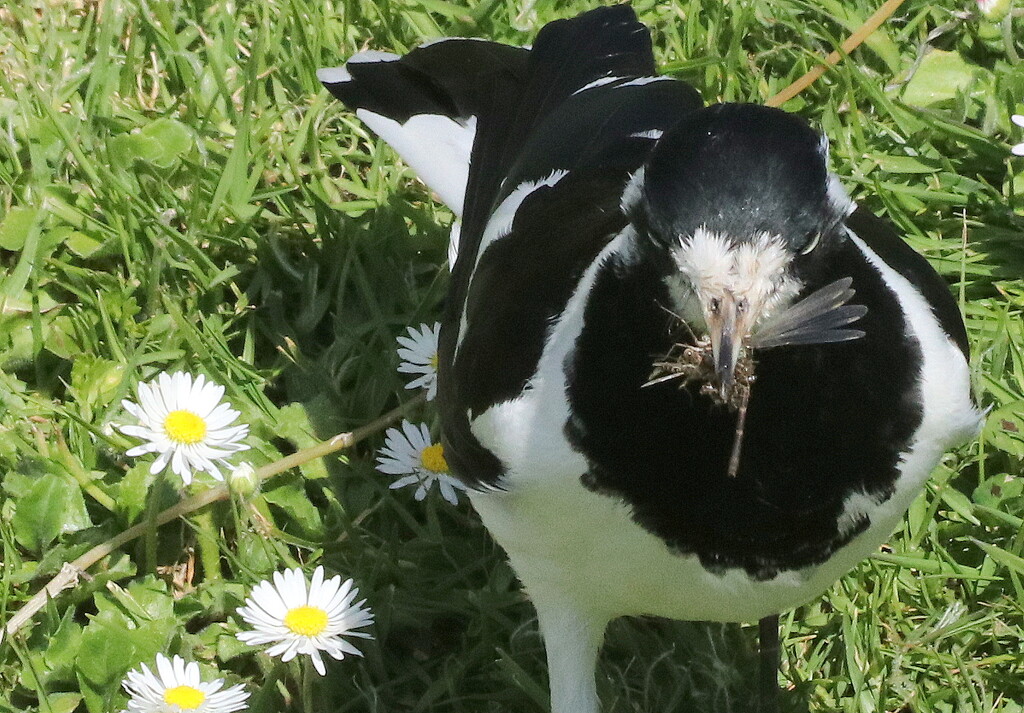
left=640, top=104, right=844, bottom=253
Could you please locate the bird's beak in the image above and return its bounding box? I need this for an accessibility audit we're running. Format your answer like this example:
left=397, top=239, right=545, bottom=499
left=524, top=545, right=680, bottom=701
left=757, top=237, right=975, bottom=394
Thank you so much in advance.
left=705, top=293, right=748, bottom=396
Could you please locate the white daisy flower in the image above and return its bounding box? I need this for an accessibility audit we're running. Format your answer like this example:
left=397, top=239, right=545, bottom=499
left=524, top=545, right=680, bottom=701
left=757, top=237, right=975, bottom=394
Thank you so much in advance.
left=1011, top=114, right=1024, bottom=157
left=375, top=419, right=466, bottom=505
left=396, top=322, right=440, bottom=400
left=235, top=566, right=374, bottom=676
left=121, top=653, right=249, bottom=713
left=119, top=371, right=250, bottom=485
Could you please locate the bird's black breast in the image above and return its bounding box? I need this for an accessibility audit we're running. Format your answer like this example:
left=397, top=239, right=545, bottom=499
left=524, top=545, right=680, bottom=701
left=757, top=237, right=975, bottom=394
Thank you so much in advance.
left=565, top=237, right=923, bottom=579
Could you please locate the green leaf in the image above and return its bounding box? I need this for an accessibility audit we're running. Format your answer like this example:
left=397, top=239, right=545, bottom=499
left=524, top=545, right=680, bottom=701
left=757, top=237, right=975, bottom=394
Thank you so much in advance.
left=75, top=619, right=169, bottom=713
left=64, top=230, right=103, bottom=258
left=40, top=693, right=82, bottom=713
left=138, top=118, right=193, bottom=167
left=0, top=206, right=40, bottom=251
left=982, top=403, right=1024, bottom=458
left=937, top=483, right=981, bottom=526
left=12, top=472, right=92, bottom=552
left=972, top=475, right=1024, bottom=509
left=900, top=49, right=989, bottom=107
left=43, top=606, right=85, bottom=681
left=76, top=577, right=177, bottom=713
left=971, top=538, right=1024, bottom=577
left=108, top=118, right=193, bottom=169
left=69, top=356, right=127, bottom=411
left=115, top=461, right=156, bottom=525
left=92, top=575, right=175, bottom=626
left=216, top=632, right=251, bottom=662
left=866, top=153, right=942, bottom=175
left=235, top=528, right=282, bottom=573
left=262, top=474, right=323, bottom=539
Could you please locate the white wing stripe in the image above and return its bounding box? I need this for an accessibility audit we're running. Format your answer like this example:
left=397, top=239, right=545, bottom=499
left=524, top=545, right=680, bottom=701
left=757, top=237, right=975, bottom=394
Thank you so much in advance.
left=454, top=170, right=570, bottom=356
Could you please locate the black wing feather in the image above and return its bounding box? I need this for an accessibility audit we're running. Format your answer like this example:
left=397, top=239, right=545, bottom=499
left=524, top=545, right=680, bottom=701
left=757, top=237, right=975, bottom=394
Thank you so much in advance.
left=321, top=40, right=529, bottom=124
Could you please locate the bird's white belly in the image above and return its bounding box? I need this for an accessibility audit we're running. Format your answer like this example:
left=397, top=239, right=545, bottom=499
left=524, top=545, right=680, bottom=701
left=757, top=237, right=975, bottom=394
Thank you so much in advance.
left=469, top=453, right=921, bottom=624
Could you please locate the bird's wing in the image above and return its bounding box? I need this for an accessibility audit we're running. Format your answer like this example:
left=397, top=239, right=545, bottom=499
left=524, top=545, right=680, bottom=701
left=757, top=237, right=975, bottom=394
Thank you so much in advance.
left=843, top=206, right=970, bottom=359
left=436, top=8, right=702, bottom=487
left=321, top=6, right=703, bottom=487
left=319, top=39, right=529, bottom=216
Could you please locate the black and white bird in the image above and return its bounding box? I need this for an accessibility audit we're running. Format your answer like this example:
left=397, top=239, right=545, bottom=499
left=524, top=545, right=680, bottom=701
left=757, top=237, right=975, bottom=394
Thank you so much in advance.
left=319, top=7, right=980, bottom=712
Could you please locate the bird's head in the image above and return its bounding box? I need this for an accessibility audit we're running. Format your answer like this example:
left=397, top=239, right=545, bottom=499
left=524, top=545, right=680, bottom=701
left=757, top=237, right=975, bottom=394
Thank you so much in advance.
left=629, top=103, right=855, bottom=393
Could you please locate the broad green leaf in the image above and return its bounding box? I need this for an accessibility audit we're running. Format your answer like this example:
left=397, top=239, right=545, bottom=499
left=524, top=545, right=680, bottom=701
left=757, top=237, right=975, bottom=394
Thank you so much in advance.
left=867, top=153, right=942, bottom=175
left=234, top=528, right=281, bottom=573
left=262, top=474, right=324, bottom=538
left=936, top=482, right=981, bottom=525
left=69, top=356, right=126, bottom=411
left=39, top=693, right=82, bottom=713
left=115, top=462, right=156, bottom=525
left=982, top=403, right=1024, bottom=458
left=43, top=607, right=84, bottom=680
left=900, top=49, right=988, bottom=107
left=64, top=230, right=103, bottom=258
left=108, top=132, right=162, bottom=167
left=92, top=575, right=175, bottom=626
left=273, top=402, right=328, bottom=480
left=12, top=472, right=92, bottom=552
left=138, top=118, right=193, bottom=164
left=76, top=619, right=169, bottom=713
left=216, top=632, right=251, bottom=662
left=972, top=475, right=1024, bottom=509
left=108, top=118, right=193, bottom=169
left=0, top=206, right=40, bottom=251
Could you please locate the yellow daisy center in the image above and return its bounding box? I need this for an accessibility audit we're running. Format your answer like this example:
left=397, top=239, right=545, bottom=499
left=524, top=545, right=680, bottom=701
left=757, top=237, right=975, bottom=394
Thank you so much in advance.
left=284, top=605, right=329, bottom=636
left=163, top=685, right=206, bottom=710
left=428, top=352, right=439, bottom=370
left=420, top=443, right=448, bottom=473
left=164, top=410, right=207, bottom=445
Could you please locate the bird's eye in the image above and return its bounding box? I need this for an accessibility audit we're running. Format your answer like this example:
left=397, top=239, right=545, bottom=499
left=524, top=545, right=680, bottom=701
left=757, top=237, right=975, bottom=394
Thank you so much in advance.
left=708, top=297, right=721, bottom=314
left=800, top=232, right=822, bottom=255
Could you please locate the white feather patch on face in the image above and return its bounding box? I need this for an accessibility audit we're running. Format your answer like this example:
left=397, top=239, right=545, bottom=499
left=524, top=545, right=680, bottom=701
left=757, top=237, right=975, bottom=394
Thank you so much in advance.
left=668, top=228, right=801, bottom=332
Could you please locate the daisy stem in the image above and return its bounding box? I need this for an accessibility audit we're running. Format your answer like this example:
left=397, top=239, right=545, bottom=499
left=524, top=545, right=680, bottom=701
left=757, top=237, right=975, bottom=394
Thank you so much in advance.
left=145, top=483, right=160, bottom=574
left=302, top=657, right=315, bottom=713
left=1003, top=13, right=1020, bottom=65
left=192, top=506, right=223, bottom=581
left=250, top=661, right=287, bottom=710
left=2, top=393, right=426, bottom=644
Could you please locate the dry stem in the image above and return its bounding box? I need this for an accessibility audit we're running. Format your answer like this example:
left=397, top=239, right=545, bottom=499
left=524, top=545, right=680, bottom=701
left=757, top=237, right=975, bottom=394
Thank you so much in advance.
left=765, top=0, right=909, bottom=107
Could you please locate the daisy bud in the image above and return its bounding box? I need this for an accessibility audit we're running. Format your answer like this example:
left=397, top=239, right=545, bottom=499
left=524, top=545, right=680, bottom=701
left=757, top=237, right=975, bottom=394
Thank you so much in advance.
left=976, top=0, right=1012, bottom=21
left=228, top=462, right=259, bottom=497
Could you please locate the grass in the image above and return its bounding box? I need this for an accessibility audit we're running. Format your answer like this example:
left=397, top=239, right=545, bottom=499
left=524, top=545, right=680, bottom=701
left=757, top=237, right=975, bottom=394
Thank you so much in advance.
left=0, top=0, right=1022, bottom=711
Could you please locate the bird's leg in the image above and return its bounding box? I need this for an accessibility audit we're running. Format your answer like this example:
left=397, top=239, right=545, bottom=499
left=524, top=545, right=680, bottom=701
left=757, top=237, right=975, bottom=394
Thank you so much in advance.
left=758, top=614, right=780, bottom=713
left=533, top=596, right=609, bottom=713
